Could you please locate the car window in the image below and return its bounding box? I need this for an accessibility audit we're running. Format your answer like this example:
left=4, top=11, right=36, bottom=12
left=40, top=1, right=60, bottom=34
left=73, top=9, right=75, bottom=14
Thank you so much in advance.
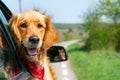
left=0, top=10, right=16, bottom=52
left=0, top=0, right=12, bottom=22
left=0, top=10, right=7, bottom=24
left=0, top=10, right=10, bottom=50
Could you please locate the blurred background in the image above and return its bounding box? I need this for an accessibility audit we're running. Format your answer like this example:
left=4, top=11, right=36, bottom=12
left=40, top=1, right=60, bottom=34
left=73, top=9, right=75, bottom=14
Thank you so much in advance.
left=3, top=0, right=98, bottom=42
left=3, top=0, right=120, bottom=80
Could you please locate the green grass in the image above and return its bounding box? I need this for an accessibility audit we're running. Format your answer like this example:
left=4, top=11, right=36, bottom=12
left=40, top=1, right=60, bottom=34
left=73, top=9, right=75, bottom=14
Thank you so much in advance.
left=67, top=43, right=120, bottom=80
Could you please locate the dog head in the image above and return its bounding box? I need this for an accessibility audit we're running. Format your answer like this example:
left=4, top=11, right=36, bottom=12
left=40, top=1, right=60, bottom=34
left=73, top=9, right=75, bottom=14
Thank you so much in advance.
left=9, top=10, right=59, bottom=61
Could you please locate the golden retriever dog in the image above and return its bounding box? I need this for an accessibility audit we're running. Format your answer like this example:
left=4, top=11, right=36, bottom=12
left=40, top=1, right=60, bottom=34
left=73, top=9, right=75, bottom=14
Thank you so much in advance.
left=0, top=10, right=59, bottom=80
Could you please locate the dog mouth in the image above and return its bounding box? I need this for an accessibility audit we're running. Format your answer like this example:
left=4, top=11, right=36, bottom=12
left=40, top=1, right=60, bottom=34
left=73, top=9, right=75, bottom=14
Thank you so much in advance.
left=26, top=48, right=38, bottom=56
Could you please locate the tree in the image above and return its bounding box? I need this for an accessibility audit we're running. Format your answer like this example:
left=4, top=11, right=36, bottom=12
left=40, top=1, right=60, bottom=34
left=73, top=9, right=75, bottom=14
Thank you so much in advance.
left=82, top=1, right=119, bottom=51
left=98, top=0, right=120, bottom=51
left=98, top=0, right=120, bottom=25
left=82, top=7, right=105, bottom=50
left=83, top=7, right=101, bottom=31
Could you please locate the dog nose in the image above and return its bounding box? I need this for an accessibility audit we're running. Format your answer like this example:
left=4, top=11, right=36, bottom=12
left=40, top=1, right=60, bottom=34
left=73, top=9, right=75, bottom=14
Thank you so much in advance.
left=29, top=35, right=39, bottom=44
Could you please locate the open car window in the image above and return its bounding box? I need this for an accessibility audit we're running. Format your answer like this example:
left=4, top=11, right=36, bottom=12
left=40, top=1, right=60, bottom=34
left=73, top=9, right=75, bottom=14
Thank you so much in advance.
left=0, top=4, right=22, bottom=71
left=0, top=0, right=12, bottom=22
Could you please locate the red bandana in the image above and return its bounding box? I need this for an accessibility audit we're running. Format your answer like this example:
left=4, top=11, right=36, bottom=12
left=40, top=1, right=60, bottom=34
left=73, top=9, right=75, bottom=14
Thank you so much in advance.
left=26, top=61, right=44, bottom=80
left=12, top=61, right=44, bottom=80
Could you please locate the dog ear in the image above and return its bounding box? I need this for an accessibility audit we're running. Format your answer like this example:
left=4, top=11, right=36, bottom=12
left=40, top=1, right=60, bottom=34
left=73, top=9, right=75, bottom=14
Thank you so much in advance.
left=9, top=14, right=22, bottom=42
left=43, top=16, right=59, bottom=49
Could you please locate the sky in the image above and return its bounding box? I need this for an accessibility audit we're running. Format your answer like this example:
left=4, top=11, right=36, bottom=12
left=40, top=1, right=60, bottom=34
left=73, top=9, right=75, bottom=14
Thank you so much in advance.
left=2, top=0, right=98, bottom=23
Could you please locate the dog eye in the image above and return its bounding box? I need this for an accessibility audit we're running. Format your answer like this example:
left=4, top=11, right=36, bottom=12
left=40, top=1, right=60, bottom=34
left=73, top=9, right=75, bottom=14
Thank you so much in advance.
left=20, top=23, right=27, bottom=28
left=37, top=23, right=42, bottom=28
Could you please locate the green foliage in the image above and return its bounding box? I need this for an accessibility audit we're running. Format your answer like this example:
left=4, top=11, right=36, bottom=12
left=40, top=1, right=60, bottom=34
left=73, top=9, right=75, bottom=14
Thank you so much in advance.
left=85, top=23, right=116, bottom=50
left=83, top=7, right=112, bottom=50
left=83, top=0, right=120, bottom=51
left=99, top=0, right=120, bottom=23
left=83, top=8, right=100, bottom=31
left=98, top=0, right=120, bottom=51
left=67, top=44, right=120, bottom=80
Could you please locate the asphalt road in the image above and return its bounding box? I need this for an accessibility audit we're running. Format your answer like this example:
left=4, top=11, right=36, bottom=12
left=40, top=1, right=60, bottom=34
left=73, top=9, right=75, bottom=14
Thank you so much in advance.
left=51, top=40, right=80, bottom=80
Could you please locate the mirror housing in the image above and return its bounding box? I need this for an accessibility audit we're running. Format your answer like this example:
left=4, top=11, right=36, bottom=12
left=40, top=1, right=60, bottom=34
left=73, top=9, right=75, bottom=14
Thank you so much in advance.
left=47, top=46, right=68, bottom=63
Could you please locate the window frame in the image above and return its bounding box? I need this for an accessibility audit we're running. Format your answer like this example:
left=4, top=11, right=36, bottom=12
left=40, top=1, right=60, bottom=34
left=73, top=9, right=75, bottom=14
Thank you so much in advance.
left=0, top=0, right=12, bottom=22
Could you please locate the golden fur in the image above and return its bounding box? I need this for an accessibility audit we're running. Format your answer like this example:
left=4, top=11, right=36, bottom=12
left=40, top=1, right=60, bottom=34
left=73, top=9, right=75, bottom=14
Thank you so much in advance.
left=0, top=10, right=59, bottom=80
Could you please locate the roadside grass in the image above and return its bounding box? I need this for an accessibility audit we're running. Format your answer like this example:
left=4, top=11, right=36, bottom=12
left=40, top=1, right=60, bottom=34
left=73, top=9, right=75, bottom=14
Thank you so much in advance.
left=67, top=43, right=120, bottom=80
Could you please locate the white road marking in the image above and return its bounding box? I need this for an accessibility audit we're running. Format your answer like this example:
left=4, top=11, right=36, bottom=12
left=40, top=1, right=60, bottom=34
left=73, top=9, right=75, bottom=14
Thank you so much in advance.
left=63, top=77, right=69, bottom=80
left=61, top=62, right=69, bottom=80
left=62, top=69, right=68, bottom=75
left=61, top=62, right=67, bottom=68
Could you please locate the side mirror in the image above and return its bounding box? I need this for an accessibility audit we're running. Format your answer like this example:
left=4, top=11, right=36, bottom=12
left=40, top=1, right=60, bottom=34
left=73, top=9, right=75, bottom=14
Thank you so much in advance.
left=47, top=46, right=68, bottom=63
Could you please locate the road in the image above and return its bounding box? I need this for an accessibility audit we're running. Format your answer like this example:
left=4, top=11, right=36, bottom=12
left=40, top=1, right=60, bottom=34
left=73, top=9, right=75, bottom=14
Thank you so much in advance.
left=51, top=40, right=80, bottom=80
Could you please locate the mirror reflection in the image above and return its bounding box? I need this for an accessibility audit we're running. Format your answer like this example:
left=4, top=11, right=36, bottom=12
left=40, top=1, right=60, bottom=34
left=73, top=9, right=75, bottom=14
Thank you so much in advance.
left=47, top=46, right=68, bottom=62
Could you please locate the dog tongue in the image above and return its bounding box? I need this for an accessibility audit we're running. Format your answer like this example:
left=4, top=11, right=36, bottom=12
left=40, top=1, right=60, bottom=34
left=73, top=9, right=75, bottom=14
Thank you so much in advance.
left=27, top=48, right=37, bottom=56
